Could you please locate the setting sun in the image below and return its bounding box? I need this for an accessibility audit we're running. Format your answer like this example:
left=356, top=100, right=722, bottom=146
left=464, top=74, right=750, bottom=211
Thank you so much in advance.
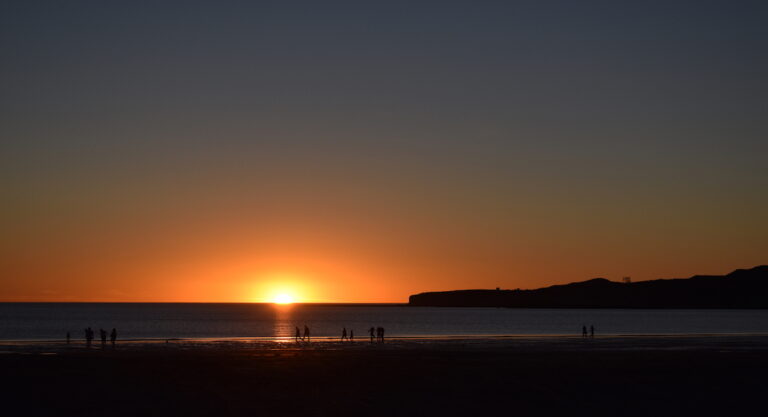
left=272, top=293, right=295, bottom=304
left=252, top=273, right=314, bottom=303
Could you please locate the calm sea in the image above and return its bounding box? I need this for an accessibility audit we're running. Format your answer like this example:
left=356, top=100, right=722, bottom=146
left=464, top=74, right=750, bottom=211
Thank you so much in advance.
left=2, top=303, right=768, bottom=341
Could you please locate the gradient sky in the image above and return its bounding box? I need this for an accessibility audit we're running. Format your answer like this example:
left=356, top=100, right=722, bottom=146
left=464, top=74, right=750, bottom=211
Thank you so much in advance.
left=2, top=1, right=767, bottom=302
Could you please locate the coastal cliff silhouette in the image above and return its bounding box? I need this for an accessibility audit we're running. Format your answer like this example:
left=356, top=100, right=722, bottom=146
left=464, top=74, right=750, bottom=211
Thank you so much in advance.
left=408, top=266, right=768, bottom=308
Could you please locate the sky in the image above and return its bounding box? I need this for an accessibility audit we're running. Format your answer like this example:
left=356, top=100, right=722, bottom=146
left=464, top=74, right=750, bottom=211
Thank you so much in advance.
left=1, top=0, right=767, bottom=302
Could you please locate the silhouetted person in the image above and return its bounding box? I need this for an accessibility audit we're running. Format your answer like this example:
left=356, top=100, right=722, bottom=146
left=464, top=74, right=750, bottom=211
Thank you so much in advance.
left=349, top=329, right=354, bottom=342
left=110, top=328, right=117, bottom=345
left=380, top=327, right=385, bottom=343
left=85, top=327, right=93, bottom=347
left=100, top=329, right=107, bottom=345
left=304, top=325, right=310, bottom=343
left=582, top=325, right=588, bottom=338
left=369, top=327, right=375, bottom=343
left=590, top=325, right=595, bottom=338
left=342, top=327, right=347, bottom=341
left=295, top=326, right=302, bottom=343
left=66, top=332, right=70, bottom=344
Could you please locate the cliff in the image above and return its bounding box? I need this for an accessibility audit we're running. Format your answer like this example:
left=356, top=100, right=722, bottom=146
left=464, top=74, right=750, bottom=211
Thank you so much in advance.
left=408, top=266, right=768, bottom=308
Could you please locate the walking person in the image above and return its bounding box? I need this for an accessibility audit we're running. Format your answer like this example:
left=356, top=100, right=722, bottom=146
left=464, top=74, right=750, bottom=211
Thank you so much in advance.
left=295, top=326, right=302, bottom=343
left=341, top=327, right=347, bottom=341
left=110, top=328, right=117, bottom=346
left=369, top=327, right=375, bottom=344
left=590, top=325, right=595, bottom=338
left=349, top=329, right=354, bottom=342
left=303, top=325, right=310, bottom=343
left=582, top=325, right=588, bottom=338
left=85, top=327, right=93, bottom=347
left=380, top=327, right=385, bottom=343
left=100, top=329, right=107, bottom=346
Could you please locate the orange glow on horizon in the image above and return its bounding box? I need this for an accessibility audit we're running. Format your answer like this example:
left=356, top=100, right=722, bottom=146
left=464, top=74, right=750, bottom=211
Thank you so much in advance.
left=2, top=214, right=766, bottom=303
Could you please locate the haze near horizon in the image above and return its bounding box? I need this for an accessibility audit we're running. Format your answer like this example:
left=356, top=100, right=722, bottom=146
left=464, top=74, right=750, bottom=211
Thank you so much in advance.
left=1, top=1, right=766, bottom=302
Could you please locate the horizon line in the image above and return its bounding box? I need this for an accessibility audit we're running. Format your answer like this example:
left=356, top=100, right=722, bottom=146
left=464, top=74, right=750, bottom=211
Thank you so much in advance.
left=0, top=301, right=410, bottom=305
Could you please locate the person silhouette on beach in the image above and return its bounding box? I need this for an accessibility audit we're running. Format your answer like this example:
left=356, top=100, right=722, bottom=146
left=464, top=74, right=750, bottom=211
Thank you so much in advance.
left=590, top=325, right=595, bottom=338
left=582, top=325, right=588, bottom=338
left=295, top=326, right=302, bottom=343
left=369, top=327, right=375, bottom=343
left=66, top=332, right=70, bottom=344
left=342, top=327, right=347, bottom=341
left=100, top=329, right=107, bottom=345
left=304, top=325, right=310, bottom=343
left=110, top=328, right=117, bottom=346
left=349, top=329, right=354, bottom=342
left=85, top=327, right=93, bottom=347
left=380, top=327, right=385, bottom=343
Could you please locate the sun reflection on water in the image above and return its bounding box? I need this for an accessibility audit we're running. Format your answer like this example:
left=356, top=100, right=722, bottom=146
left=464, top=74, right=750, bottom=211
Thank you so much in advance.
left=271, top=303, right=296, bottom=342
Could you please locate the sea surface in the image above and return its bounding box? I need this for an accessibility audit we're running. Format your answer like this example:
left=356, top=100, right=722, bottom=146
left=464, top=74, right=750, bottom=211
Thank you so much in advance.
left=2, top=303, right=768, bottom=341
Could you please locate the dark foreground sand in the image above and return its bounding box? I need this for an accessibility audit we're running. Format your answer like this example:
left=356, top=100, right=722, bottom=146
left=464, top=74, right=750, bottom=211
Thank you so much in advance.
left=2, top=335, right=768, bottom=417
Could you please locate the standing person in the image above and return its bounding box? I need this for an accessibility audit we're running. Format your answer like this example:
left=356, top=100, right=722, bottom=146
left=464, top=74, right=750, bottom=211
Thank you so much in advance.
left=341, top=327, right=347, bottom=341
left=110, top=328, right=117, bottom=346
left=369, top=327, right=375, bottom=344
left=100, top=329, right=107, bottom=345
left=349, top=329, right=354, bottom=342
left=590, top=325, right=595, bottom=338
left=380, top=327, right=385, bottom=343
left=303, top=325, right=310, bottom=343
left=85, top=327, right=93, bottom=347
left=295, top=326, right=302, bottom=343
left=582, top=325, right=588, bottom=338
left=66, top=332, right=70, bottom=344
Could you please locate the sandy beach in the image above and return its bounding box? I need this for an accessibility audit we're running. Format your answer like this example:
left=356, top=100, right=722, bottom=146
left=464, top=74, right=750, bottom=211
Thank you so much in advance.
left=3, top=335, right=768, bottom=416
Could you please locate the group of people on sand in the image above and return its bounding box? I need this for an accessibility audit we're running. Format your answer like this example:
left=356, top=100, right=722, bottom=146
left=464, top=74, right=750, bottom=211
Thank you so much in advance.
left=78, top=327, right=118, bottom=346
left=342, top=326, right=387, bottom=343
left=581, top=325, right=595, bottom=338
left=295, top=325, right=311, bottom=343
left=341, top=327, right=354, bottom=341
left=293, top=325, right=387, bottom=344
left=370, top=326, right=385, bottom=343
left=341, top=327, right=386, bottom=342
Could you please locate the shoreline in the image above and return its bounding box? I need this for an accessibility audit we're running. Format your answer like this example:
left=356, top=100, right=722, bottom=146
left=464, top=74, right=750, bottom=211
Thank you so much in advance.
left=5, top=330, right=768, bottom=342
left=4, top=333, right=768, bottom=355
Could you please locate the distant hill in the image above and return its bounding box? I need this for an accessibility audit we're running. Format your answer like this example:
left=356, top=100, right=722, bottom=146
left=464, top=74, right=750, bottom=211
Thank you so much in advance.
left=408, top=266, right=768, bottom=308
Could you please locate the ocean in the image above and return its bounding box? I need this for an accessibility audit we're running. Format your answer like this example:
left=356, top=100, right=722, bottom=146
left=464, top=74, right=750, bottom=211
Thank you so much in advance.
left=2, top=303, right=768, bottom=341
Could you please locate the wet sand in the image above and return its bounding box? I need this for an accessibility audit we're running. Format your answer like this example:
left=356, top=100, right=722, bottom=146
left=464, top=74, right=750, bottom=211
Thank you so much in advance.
left=3, top=335, right=768, bottom=416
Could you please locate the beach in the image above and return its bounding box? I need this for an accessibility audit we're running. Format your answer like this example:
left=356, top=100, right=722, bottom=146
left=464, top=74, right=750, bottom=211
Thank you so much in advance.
left=3, top=335, right=768, bottom=416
